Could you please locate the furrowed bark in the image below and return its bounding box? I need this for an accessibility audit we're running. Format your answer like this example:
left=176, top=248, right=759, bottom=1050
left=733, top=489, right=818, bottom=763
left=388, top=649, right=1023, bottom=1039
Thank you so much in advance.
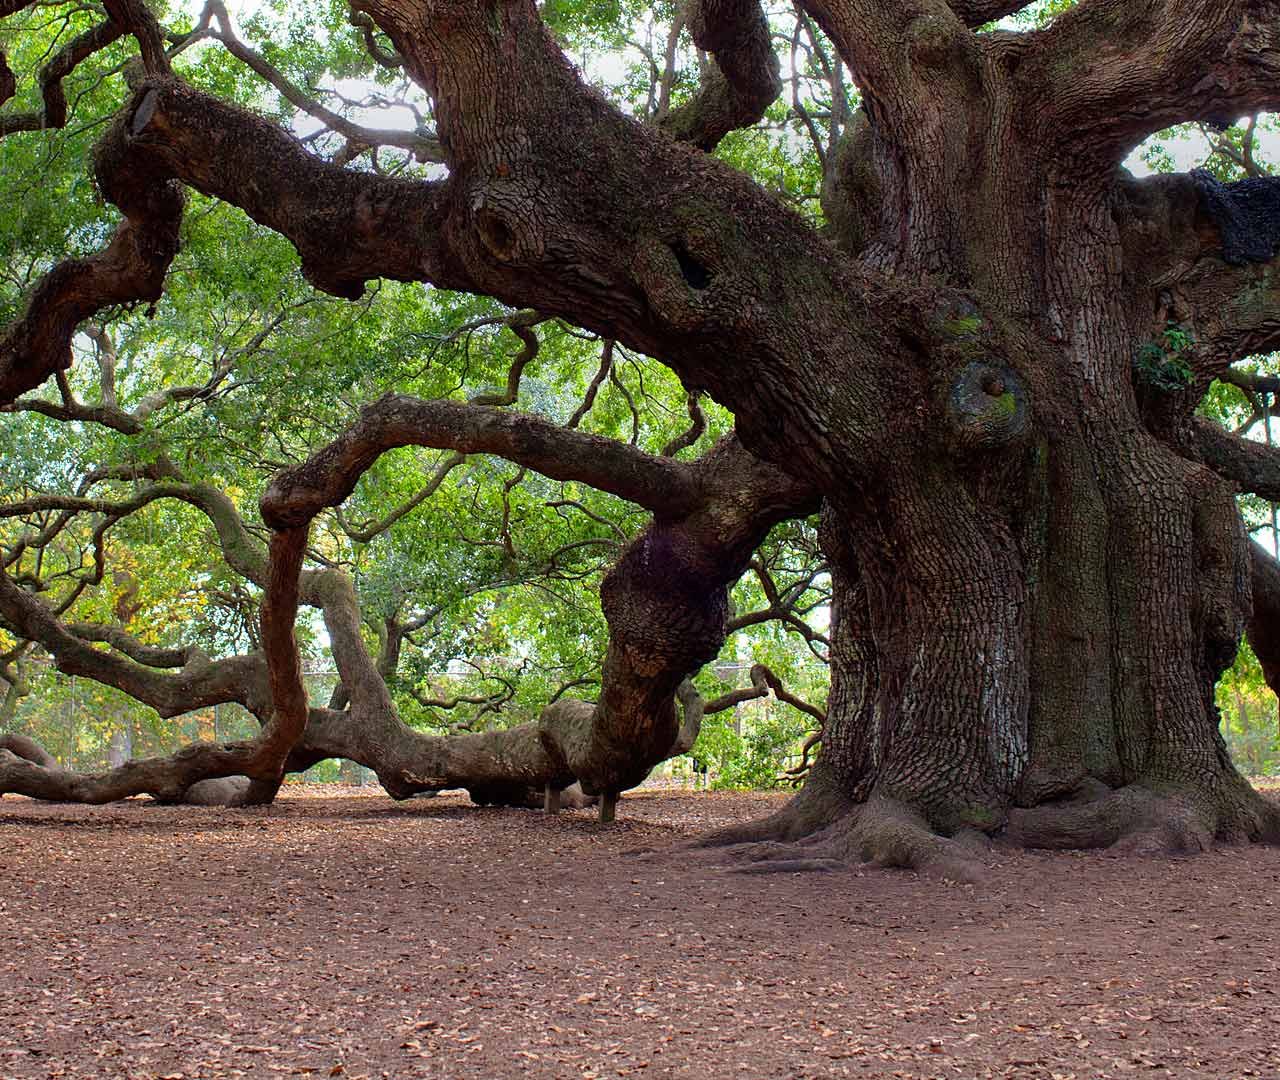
left=1033, top=0, right=1280, bottom=167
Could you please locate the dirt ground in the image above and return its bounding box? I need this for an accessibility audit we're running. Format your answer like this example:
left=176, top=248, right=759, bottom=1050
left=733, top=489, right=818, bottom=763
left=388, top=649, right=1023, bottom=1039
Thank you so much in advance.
left=1, top=785, right=1278, bottom=1080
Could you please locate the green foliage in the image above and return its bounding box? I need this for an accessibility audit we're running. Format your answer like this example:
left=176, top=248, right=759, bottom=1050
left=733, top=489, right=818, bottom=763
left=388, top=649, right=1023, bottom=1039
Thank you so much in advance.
left=1133, top=323, right=1194, bottom=392
left=0, top=0, right=839, bottom=788
left=694, top=701, right=812, bottom=790
left=1217, top=641, right=1280, bottom=777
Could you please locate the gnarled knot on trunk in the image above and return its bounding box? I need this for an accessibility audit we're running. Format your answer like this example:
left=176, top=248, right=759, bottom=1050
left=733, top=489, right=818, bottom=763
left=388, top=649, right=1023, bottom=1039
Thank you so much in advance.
left=469, top=183, right=546, bottom=264
left=631, top=230, right=735, bottom=332
left=943, top=361, right=1029, bottom=452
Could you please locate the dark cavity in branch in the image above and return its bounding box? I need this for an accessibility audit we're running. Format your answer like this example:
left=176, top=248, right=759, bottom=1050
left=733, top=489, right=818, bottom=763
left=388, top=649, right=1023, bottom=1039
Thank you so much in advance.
left=673, top=244, right=712, bottom=291
left=1192, top=169, right=1280, bottom=266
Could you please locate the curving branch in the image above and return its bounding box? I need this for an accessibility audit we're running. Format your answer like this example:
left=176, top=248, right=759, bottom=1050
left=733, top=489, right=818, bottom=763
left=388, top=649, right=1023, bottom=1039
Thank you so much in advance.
left=466, top=311, right=543, bottom=407
left=120, top=78, right=464, bottom=299
left=0, top=567, right=271, bottom=721
left=0, top=18, right=127, bottom=137
left=189, top=0, right=442, bottom=162
left=336, top=451, right=467, bottom=544
left=672, top=662, right=827, bottom=772
left=659, top=0, right=782, bottom=151
left=661, top=391, right=707, bottom=458
left=1033, top=0, right=1280, bottom=168
left=261, top=394, right=704, bottom=528
left=0, top=105, right=183, bottom=406
left=0, top=505, right=309, bottom=804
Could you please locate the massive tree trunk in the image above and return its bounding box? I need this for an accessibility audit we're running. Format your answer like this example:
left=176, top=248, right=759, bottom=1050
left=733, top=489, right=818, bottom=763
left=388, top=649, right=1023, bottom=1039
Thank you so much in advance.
left=4, top=0, right=1280, bottom=865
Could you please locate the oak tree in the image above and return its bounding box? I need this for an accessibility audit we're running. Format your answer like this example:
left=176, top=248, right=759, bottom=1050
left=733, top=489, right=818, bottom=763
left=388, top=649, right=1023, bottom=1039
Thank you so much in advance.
left=3, top=0, right=1280, bottom=873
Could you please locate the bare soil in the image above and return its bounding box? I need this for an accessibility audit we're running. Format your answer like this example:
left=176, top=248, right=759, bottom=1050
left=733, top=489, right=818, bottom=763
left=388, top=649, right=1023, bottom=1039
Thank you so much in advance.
left=1, top=785, right=1278, bottom=1079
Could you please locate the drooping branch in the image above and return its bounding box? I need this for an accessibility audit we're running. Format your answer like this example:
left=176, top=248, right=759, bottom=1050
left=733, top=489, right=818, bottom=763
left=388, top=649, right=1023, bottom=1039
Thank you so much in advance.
left=64, top=622, right=194, bottom=668
left=658, top=0, right=782, bottom=151
left=0, top=105, right=183, bottom=406
left=0, top=501, right=312, bottom=804
left=0, top=0, right=171, bottom=134
left=671, top=662, right=826, bottom=768
left=537, top=437, right=820, bottom=796
left=727, top=554, right=831, bottom=658
left=660, top=391, right=707, bottom=458
left=0, top=733, right=56, bottom=769
left=466, top=311, right=543, bottom=406
left=266, top=408, right=819, bottom=804
left=120, top=78, right=465, bottom=299
left=0, top=568, right=271, bottom=720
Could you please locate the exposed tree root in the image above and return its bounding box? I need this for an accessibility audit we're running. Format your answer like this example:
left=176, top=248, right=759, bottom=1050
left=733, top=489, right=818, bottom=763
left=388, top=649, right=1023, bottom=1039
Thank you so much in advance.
left=708, top=790, right=988, bottom=882
left=698, top=765, right=853, bottom=847
left=1006, top=780, right=1280, bottom=854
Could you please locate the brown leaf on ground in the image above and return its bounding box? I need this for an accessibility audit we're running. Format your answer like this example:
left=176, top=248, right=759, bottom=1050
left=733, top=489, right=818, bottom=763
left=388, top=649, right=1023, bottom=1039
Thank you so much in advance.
left=1, top=786, right=1278, bottom=1079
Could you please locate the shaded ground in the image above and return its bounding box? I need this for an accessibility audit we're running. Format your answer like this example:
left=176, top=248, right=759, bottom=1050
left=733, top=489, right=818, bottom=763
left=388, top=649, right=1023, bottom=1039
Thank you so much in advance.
left=1, top=785, right=1279, bottom=1079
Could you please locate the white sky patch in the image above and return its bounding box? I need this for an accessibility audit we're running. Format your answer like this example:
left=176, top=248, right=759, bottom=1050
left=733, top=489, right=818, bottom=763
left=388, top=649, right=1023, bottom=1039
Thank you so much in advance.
left=290, top=76, right=422, bottom=141
left=1125, top=120, right=1280, bottom=176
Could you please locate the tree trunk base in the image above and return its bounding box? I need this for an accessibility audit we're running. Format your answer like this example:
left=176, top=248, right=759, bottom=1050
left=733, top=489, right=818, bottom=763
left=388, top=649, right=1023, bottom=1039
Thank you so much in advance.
left=1006, top=781, right=1280, bottom=853
left=711, top=796, right=987, bottom=882
left=701, top=776, right=1280, bottom=880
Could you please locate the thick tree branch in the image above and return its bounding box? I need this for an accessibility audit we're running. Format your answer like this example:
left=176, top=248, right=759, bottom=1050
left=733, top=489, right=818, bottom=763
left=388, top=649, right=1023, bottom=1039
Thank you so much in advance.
left=261, top=394, right=704, bottom=528
left=792, top=0, right=994, bottom=136
left=659, top=0, right=782, bottom=151
left=64, top=622, right=195, bottom=668
left=1034, top=0, right=1280, bottom=166
left=1190, top=416, right=1280, bottom=502
left=1114, top=171, right=1280, bottom=380
left=0, top=568, right=271, bottom=720
left=121, top=78, right=465, bottom=299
